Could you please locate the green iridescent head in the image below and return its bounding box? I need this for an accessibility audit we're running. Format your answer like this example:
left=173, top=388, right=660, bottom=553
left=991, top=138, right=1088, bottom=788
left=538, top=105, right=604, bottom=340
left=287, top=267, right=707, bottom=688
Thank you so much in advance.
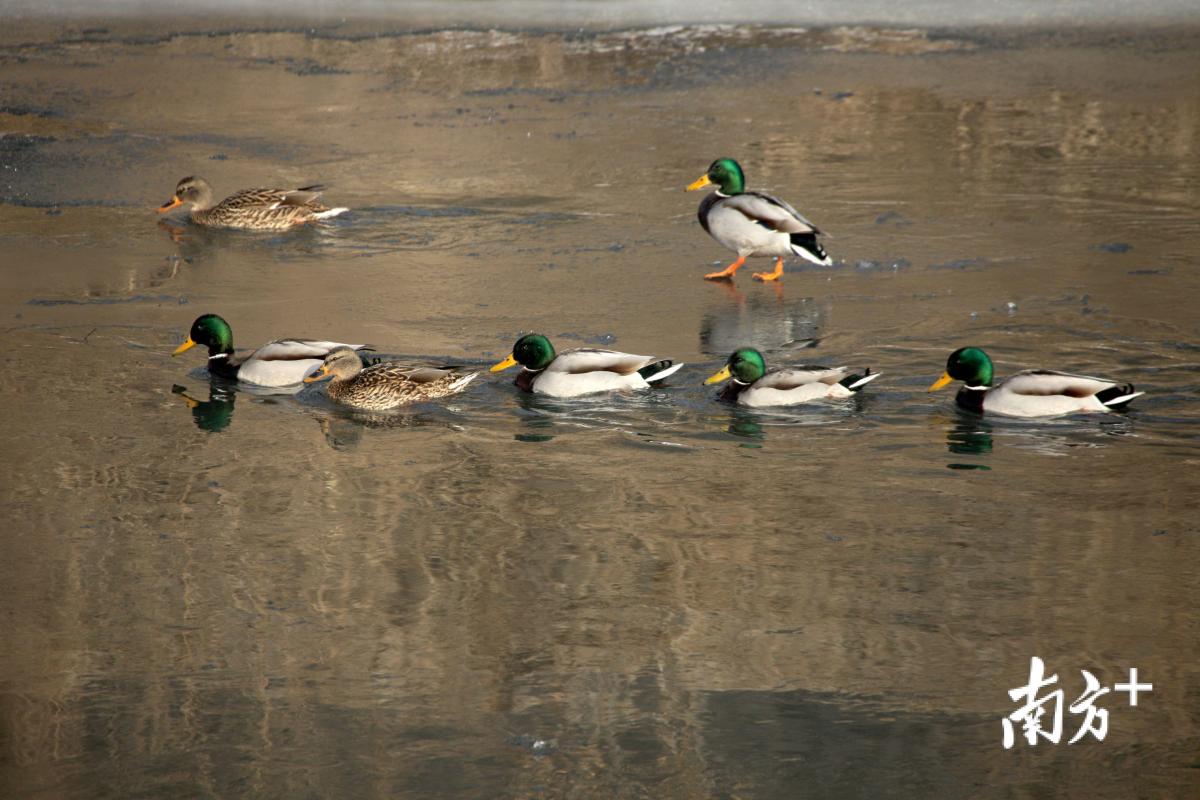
left=173, top=313, right=234, bottom=358
left=491, top=333, right=556, bottom=373
left=688, top=157, right=746, bottom=195
left=930, top=346, right=994, bottom=391
left=706, top=347, right=766, bottom=385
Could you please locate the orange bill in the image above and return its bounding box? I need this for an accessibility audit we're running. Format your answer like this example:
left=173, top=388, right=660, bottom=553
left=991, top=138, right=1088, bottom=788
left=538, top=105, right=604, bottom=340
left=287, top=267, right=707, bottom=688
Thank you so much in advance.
left=928, top=372, right=954, bottom=392
left=704, top=365, right=732, bottom=385
left=490, top=354, right=518, bottom=373
left=304, top=365, right=332, bottom=383
left=158, top=196, right=183, bottom=213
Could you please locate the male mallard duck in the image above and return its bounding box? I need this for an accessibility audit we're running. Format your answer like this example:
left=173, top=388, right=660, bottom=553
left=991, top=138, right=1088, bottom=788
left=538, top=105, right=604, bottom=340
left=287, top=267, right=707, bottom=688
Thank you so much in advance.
left=305, top=347, right=477, bottom=410
left=157, top=176, right=348, bottom=230
left=172, top=313, right=370, bottom=387
left=929, top=347, right=1143, bottom=417
left=705, top=347, right=878, bottom=407
left=686, top=158, right=831, bottom=282
left=490, top=333, right=683, bottom=398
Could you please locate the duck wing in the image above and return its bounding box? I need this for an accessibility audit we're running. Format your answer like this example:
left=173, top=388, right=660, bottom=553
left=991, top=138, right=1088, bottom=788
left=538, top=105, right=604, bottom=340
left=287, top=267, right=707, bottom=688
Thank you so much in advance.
left=250, top=339, right=370, bottom=362
left=234, top=340, right=369, bottom=386
left=1001, top=369, right=1118, bottom=398
left=547, top=348, right=658, bottom=375
left=217, top=186, right=326, bottom=211
left=754, top=365, right=849, bottom=390
left=721, top=192, right=822, bottom=235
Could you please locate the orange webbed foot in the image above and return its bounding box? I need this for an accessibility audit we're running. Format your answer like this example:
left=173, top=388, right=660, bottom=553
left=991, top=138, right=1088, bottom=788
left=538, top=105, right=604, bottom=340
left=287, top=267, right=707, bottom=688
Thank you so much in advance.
left=704, top=255, right=746, bottom=281
left=752, top=258, right=785, bottom=282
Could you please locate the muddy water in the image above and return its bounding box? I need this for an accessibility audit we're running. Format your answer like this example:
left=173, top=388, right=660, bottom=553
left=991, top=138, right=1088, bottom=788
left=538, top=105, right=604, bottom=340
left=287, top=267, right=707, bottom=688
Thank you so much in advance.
left=1, top=19, right=1198, bottom=799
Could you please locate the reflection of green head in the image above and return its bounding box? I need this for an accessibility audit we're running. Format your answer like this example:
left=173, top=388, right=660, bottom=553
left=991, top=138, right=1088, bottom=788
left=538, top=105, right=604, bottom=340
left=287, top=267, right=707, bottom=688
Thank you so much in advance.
left=945, top=347, right=995, bottom=387
left=172, top=383, right=234, bottom=433
left=513, top=333, right=556, bottom=371
left=706, top=158, right=746, bottom=195
left=728, top=347, right=767, bottom=383
left=189, top=314, right=235, bottom=356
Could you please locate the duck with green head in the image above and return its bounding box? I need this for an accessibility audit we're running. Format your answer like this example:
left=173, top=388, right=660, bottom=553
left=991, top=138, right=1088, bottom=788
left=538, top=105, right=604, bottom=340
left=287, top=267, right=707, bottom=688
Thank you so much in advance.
left=304, top=347, right=477, bottom=410
left=705, top=347, right=878, bottom=406
left=490, top=333, right=683, bottom=398
left=686, top=158, right=831, bottom=282
left=172, top=313, right=370, bottom=388
left=158, top=176, right=348, bottom=231
left=929, top=346, right=1143, bottom=417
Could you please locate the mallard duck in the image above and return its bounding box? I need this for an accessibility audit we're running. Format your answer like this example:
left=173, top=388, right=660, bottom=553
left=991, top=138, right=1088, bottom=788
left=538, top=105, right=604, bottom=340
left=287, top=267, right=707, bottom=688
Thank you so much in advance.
left=172, top=313, right=370, bottom=387
left=305, top=347, right=478, bottom=410
left=157, top=176, right=348, bottom=230
left=686, top=158, right=831, bottom=282
left=705, top=347, right=878, bottom=406
left=490, top=333, right=683, bottom=398
left=929, top=347, right=1143, bottom=417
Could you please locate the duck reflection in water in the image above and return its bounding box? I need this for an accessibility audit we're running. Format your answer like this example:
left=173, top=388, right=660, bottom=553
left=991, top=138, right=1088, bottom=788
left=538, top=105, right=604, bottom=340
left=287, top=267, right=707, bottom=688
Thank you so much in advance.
left=943, top=406, right=1136, bottom=466
left=172, top=381, right=236, bottom=433
left=726, top=410, right=766, bottom=447
left=314, top=411, right=418, bottom=450
left=699, top=281, right=825, bottom=358
left=947, top=409, right=995, bottom=457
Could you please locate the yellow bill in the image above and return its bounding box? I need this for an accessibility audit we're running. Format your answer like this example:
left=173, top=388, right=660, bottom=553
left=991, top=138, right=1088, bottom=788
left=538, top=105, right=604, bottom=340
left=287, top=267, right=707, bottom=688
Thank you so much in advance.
left=705, top=365, right=733, bottom=385
left=686, top=175, right=712, bottom=192
left=928, top=372, right=954, bottom=392
left=304, top=365, right=331, bottom=383
left=172, top=337, right=196, bottom=356
left=490, top=354, right=518, bottom=373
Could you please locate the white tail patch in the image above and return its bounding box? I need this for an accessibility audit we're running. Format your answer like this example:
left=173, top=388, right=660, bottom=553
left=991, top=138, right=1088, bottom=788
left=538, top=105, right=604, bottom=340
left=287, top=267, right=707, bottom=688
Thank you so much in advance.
left=1102, top=390, right=1144, bottom=407
left=791, top=243, right=832, bottom=266
left=645, top=362, right=684, bottom=383
left=313, top=207, right=349, bottom=220
left=846, top=372, right=881, bottom=391
left=449, top=373, right=478, bottom=392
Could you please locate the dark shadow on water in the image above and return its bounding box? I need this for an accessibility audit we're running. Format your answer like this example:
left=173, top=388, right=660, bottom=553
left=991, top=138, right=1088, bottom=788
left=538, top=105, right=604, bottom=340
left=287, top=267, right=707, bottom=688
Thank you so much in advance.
left=699, top=688, right=993, bottom=800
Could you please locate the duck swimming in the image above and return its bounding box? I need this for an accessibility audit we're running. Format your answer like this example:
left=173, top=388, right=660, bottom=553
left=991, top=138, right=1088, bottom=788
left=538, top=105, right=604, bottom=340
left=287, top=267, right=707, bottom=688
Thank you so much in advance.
left=928, top=347, right=1143, bottom=417
left=490, top=333, right=683, bottom=398
left=305, top=347, right=478, bottom=411
left=172, top=313, right=370, bottom=387
left=157, top=176, right=348, bottom=230
left=705, top=347, right=878, bottom=406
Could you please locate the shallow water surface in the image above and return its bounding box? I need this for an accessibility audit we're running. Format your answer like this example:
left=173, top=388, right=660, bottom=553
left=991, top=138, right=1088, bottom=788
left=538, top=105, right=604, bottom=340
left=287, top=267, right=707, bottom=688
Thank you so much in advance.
left=1, top=18, right=1198, bottom=800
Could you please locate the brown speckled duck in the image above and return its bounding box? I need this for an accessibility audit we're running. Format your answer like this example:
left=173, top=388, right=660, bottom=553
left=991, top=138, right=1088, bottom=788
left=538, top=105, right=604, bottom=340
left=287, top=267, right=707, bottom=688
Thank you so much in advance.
left=157, top=176, right=348, bottom=230
left=305, top=347, right=478, bottom=411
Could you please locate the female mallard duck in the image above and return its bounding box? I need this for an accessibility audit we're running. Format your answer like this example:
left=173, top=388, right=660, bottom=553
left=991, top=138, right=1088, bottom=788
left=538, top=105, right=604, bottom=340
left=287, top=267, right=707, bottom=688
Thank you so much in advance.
left=490, top=333, right=683, bottom=398
left=172, top=313, right=370, bottom=387
left=157, top=176, right=348, bottom=230
left=705, top=347, right=878, bottom=407
left=305, top=347, right=478, bottom=410
left=686, top=158, right=831, bottom=282
left=929, top=347, right=1143, bottom=417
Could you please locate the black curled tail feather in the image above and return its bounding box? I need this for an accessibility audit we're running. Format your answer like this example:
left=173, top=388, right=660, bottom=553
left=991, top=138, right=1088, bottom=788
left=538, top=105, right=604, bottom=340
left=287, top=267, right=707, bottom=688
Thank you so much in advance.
left=1096, top=383, right=1140, bottom=408
left=790, top=232, right=828, bottom=262
left=839, top=368, right=879, bottom=392
left=639, top=360, right=683, bottom=383
left=639, top=360, right=672, bottom=380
